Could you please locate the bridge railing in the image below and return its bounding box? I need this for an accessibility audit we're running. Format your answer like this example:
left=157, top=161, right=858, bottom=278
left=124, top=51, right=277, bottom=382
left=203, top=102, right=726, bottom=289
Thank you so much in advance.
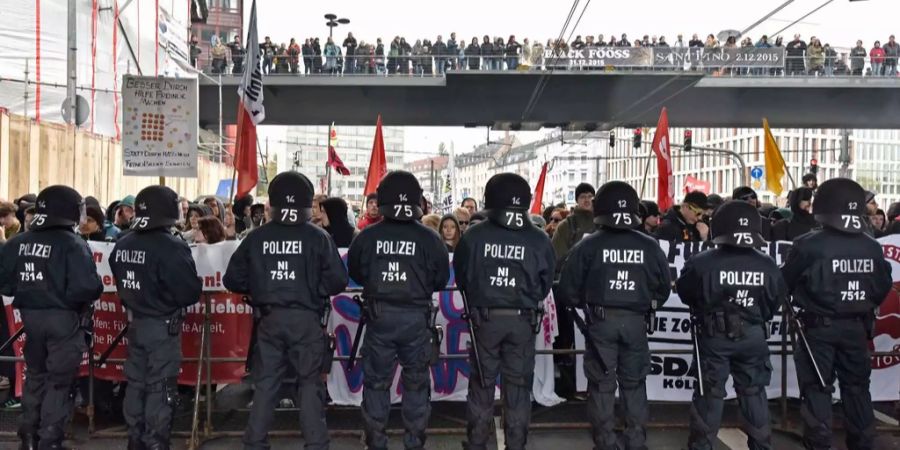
left=195, top=48, right=899, bottom=78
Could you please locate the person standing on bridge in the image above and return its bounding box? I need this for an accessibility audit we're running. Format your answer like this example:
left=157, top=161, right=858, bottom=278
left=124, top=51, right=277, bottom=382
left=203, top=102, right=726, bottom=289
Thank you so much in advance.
left=851, top=40, right=868, bottom=76
left=883, top=35, right=898, bottom=77
left=677, top=201, right=785, bottom=450
left=506, top=35, right=521, bottom=71
left=870, top=40, right=886, bottom=76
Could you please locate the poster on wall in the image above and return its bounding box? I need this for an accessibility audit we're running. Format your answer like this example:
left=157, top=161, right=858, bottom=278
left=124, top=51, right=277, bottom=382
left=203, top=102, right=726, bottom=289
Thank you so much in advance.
left=122, top=75, right=198, bottom=177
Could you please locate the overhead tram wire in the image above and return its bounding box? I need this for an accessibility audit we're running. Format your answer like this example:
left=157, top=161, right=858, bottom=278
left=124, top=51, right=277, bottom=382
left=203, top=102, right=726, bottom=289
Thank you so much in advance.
left=520, top=0, right=593, bottom=122
left=551, top=0, right=810, bottom=156
left=521, top=0, right=594, bottom=123
left=519, top=0, right=585, bottom=122
left=767, top=0, right=834, bottom=38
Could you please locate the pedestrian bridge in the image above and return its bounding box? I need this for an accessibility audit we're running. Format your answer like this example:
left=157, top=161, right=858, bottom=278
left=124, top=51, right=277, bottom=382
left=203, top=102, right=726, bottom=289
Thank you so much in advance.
left=198, top=71, right=900, bottom=129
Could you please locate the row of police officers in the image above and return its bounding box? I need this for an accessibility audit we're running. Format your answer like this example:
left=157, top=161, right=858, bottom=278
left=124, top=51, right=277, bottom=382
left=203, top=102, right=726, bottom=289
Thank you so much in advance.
left=0, top=171, right=891, bottom=450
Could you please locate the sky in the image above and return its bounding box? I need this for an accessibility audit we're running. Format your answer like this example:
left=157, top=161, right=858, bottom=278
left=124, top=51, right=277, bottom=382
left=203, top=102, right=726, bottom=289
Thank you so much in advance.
left=244, top=0, right=898, bottom=156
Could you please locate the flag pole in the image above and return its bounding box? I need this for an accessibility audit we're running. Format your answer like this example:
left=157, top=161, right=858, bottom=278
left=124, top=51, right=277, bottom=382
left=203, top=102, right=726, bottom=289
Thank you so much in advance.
left=782, top=159, right=797, bottom=189
left=326, top=122, right=333, bottom=196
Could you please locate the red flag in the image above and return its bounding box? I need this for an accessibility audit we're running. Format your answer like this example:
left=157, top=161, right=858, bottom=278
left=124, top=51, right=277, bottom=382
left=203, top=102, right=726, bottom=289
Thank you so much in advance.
left=651, top=107, right=674, bottom=211
left=683, top=175, right=711, bottom=194
left=363, top=115, right=387, bottom=196
left=234, top=0, right=264, bottom=199
left=531, top=162, right=548, bottom=214
left=328, top=146, right=350, bottom=176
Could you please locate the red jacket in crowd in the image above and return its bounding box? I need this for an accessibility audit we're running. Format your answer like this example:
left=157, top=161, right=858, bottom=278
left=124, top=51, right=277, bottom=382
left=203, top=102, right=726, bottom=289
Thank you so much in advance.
left=357, top=214, right=383, bottom=230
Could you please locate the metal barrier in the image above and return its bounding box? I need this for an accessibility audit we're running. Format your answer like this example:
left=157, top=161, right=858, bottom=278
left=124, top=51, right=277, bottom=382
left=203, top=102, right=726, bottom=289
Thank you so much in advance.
left=1, top=287, right=898, bottom=447
left=195, top=49, right=900, bottom=79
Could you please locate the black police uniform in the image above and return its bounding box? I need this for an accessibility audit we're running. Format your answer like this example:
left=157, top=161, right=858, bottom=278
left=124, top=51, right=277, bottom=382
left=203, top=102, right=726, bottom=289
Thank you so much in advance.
left=559, top=181, right=671, bottom=450
left=781, top=178, right=892, bottom=450
left=224, top=171, right=348, bottom=450
left=677, top=201, right=786, bottom=450
left=453, top=174, right=556, bottom=450
left=346, top=171, right=450, bottom=450
left=110, top=186, right=203, bottom=450
left=0, top=186, right=103, bottom=450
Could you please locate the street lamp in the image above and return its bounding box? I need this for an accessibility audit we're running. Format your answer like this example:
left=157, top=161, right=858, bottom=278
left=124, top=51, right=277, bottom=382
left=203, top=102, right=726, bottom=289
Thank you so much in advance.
left=324, top=13, right=350, bottom=39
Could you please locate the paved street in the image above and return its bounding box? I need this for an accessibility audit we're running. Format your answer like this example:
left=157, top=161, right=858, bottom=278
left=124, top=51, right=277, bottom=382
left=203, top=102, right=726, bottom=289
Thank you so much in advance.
left=1, top=382, right=897, bottom=450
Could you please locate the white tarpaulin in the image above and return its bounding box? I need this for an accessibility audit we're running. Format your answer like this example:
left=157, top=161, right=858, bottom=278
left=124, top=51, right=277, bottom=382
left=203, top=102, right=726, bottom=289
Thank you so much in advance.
left=0, top=0, right=190, bottom=138
left=122, top=75, right=198, bottom=176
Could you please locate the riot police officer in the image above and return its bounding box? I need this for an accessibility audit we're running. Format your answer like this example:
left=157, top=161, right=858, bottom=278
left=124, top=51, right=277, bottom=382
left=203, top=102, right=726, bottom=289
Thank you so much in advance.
left=110, top=185, right=202, bottom=450
left=676, top=201, right=786, bottom=450
left=224, top=171, right=348, bottom=450
left=347, top=171, right=450, bottom=450
left=453, top=173, right=556, bottom=450
left=0, top=185, right=103, bottom=450
left=559, top=181, right=671, bottom=450
left=781, top=178, right=892, bottom=450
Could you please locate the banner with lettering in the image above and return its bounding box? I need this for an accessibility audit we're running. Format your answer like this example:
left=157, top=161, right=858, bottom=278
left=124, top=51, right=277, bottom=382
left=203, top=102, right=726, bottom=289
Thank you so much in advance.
left=4, top=241, right=562, bottom=406
left=575, top=236, right=900, bottom=402
left=121, top=76, right=199, bottom=177
left=4, top=236, right=898, bottom=403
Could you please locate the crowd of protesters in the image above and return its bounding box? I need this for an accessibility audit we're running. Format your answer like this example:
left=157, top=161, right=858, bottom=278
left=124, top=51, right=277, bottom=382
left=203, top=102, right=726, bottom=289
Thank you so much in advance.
left=1, top=173, right=899, bottom=408
left=191, top=30, right=900, bottom=77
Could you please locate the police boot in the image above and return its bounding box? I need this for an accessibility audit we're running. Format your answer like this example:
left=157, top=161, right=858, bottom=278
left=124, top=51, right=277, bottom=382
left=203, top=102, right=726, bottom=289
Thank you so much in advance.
left=128, top=436, right=146, bottom=450
left=146, top=441, right=170, bottom=450
left=17, top=432, right=38, bottom=450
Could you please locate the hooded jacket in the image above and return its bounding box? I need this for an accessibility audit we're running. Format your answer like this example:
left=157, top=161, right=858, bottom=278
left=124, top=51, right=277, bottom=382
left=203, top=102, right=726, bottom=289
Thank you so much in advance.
left=321, top=198, right=357, bottom=248
left=771, top=188, right=817, bottom=241
left=440, top=214, right=461, bottom=251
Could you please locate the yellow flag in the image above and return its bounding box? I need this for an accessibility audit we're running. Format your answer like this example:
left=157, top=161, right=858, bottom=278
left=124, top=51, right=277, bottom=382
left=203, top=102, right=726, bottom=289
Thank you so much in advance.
left=763, top=118, right=786, bottom=196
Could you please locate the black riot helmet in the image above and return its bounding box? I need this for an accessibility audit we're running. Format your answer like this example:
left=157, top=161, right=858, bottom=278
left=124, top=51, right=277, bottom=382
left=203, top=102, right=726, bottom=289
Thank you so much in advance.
left=710, top=200, right=766, bottom=248
left=592, top=181, right=641, bottom=230
left=267, top=171, right=314, bottom=225
left=132, top=185, right=180, bottom=232
left=376, top=171, right=423, bottom=221
left=484, top=173, right=531, bottom=211
left=812, top=178, right=867, bottom=234
left=30, top=185, right=84, bottom=231
left=484, top=173, right=532, bottom=230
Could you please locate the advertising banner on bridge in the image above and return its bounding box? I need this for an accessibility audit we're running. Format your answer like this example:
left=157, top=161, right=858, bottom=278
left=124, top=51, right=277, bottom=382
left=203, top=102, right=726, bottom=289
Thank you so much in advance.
left=653, top=47, right=786, bottom=68
left=4, top=236, right=898, bottom=403
left=122, top=75, right=199, bottom=177
left=552, top=47, right=654, bottom=69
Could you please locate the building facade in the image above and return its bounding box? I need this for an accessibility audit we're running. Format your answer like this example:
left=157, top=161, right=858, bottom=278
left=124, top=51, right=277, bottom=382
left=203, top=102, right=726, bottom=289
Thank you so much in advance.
left=282, top=125, right=406, bottom=206
left=605, top=127, right=900, bottom=207
left=405, top=155, right=449, bottom=202
left=191, top=0, right=243, bottom=72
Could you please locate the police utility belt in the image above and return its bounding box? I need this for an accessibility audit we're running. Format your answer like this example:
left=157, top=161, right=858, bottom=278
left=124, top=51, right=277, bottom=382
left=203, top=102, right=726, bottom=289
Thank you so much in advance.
left=584, top=301, right=658, bottom=335
left=698, top=310, right=766, bottom=340
left=472, top=306, right=544, bottom=335
left=797, top=311, right=875, bottom=339
left=127, top=308, right=186, bottom=336
left=360, top=297, right=445, bottom=365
